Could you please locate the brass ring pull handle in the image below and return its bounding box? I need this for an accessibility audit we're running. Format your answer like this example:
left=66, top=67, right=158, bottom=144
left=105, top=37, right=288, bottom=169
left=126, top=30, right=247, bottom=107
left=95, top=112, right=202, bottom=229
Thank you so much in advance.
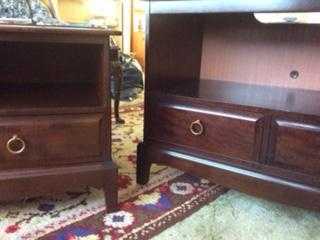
left=189, top=120, right=204, bottom=136
left=6, top=135, right=26, bottom=155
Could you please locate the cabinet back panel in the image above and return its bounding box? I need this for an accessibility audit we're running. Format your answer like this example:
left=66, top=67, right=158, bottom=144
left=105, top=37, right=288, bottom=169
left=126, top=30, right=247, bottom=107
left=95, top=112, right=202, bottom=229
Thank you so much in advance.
left=0, top=42, right=101, bottom=84
left=201, top=14, right=320, bottom=90
left=148, top=14, right=203, bottom=90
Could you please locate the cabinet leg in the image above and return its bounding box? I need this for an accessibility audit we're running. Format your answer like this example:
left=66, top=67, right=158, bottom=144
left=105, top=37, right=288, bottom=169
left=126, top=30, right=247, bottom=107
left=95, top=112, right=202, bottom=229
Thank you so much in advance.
left=136, top=142, right=151, bottom=185
left=114, top=64, right=125, bottom=124
left=114, top=98, right=125, bottom=124
left=104, top=168, right=118, bottom=213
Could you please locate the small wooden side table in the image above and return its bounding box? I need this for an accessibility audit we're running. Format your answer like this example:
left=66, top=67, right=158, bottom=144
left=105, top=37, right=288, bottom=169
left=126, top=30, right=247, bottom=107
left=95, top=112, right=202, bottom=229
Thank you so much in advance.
left=0, top=25, right=118, bottom=212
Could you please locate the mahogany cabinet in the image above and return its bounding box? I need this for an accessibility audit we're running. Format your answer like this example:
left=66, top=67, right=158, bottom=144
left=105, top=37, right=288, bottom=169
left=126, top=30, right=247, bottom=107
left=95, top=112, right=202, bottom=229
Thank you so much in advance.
left=137, top=1, right=320, bottom=211
left=0, top=25, right=117, bottom=212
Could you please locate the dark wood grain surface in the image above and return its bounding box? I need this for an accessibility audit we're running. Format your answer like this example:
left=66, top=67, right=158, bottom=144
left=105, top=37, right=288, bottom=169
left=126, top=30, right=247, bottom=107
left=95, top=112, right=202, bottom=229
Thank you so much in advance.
left=143, top=141, right=320, bottom=211
left=162, top=79, right=320, bottom=117
left=0, top=24, right=119, bottom=43
left=138, top=0, right=320, bottom=211
left=0, top=114, right=104, bottom=169
left=269, top=115, right=320, bottom=176
left=149, top=97, right=265, bottom=162
left=0, top=26, right=118, bottom=211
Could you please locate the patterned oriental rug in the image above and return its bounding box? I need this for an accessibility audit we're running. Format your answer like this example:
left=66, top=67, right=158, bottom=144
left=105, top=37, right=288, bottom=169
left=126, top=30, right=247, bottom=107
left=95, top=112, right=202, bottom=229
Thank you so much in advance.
left=0, top=101, right=227, bottom=240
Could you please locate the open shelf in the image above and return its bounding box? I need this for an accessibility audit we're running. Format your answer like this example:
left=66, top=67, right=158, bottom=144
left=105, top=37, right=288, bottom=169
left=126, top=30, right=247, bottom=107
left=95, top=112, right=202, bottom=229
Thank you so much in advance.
left=162, top=79, right=320, bottom=116
left=149, top=13, right=320, bottom=117
left=0, top=83, right=99, bottom=109
left=0, top=41, right=104, bottom=110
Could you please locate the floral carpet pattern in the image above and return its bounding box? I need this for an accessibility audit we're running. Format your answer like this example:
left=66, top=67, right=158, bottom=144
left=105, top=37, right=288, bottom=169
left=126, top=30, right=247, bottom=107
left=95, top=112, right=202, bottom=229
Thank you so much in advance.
left=0, top=100, right=226, bottom=240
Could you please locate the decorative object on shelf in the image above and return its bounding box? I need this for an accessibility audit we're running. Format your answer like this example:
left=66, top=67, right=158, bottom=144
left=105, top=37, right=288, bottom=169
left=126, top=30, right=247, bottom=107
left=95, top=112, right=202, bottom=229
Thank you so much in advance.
left=137, top=0, right=320, bottom=212
left=28, top=0, right=61, bottom=25
left=0, top=0, right=32, bottom=24
left=0, top=0, right=30, bottom=18
left=0, top=0, right=62, bottom=25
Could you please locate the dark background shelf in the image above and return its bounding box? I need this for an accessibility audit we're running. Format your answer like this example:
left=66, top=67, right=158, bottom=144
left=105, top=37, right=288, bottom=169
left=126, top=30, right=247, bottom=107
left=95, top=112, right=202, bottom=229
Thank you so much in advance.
left=0, top=39, right=104, bottom=110
left=0, top=83, right=99, bottom=109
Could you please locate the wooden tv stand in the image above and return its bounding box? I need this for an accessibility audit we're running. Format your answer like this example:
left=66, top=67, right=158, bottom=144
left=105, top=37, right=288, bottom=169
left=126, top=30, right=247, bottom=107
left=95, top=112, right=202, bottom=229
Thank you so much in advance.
left=0, top=25, right=117, bottom=212
left=137, top=1, right=320, bottom=211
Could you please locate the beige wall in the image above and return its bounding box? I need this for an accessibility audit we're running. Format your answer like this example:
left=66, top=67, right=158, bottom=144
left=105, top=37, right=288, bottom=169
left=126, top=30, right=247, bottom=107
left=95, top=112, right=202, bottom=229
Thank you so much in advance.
left=58, top=0, right=90, bottom=23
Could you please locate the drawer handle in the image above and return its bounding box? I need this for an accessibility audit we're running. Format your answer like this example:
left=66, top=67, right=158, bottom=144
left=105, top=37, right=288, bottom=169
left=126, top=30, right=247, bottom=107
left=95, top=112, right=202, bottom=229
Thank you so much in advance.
left=189, top=120, right=204, bottom=136
left=6, top=135, right=26, bottom=155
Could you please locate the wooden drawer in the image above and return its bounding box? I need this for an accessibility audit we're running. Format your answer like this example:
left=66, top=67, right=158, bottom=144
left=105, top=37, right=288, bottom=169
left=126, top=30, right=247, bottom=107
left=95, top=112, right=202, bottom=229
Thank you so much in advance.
left=0, top=114, right=105, bottom=169
left=149, top=100, right=265, bottom=162
left=269, top=115, right=320, bottom=176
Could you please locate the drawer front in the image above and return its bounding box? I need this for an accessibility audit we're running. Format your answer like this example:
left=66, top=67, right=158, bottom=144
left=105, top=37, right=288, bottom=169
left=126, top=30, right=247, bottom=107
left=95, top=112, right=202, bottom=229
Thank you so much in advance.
left=149, top=102, right=265, bottom=162
left=0, top=114, right=104, bottom=169
left=269, top=116, right=320, bottom=176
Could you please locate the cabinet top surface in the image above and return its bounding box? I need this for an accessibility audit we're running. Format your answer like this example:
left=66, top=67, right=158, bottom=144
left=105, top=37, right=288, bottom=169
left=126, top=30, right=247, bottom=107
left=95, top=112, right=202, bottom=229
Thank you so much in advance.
left=0, top=24, right=120, bottom=36
left=0, top=24, right=121, bottom=43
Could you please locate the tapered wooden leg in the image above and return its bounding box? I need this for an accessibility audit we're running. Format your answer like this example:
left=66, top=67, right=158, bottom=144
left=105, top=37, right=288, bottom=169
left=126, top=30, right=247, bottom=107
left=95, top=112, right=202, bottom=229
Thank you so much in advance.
left=105, top=166, right=118, bottom=213
left=137, top=142, right=151, bottom=185
left=114, top=64, right=125, bottom=124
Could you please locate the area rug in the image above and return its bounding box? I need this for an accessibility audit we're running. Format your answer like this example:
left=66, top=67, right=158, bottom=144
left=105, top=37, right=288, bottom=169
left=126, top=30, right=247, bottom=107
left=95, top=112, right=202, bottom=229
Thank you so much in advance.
left=0, top=99, right=227, bottom=240
left=152, top=190, right=320, bottom=240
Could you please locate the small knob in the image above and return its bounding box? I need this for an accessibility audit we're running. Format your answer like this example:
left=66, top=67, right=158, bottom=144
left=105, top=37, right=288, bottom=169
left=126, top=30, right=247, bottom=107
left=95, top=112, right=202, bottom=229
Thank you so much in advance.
left=6, top=135, right=26, bottom=155
left=189, top=120, right=204, bottom=136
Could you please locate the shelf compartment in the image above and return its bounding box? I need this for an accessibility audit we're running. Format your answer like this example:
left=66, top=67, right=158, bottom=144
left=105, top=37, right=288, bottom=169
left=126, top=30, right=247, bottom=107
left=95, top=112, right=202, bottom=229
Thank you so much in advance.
left=149, top=13, right=320, bottom=116
left=0, top=41, right=105, bottom=110
left=162, top=79, right=320, bottom=116
left=0, top=83, right=100, bottom=109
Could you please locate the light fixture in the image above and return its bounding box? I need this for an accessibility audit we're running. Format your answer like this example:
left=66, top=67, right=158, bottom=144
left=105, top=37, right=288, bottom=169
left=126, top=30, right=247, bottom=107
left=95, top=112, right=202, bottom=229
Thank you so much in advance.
left=254, top=12, right=320, bottom=24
